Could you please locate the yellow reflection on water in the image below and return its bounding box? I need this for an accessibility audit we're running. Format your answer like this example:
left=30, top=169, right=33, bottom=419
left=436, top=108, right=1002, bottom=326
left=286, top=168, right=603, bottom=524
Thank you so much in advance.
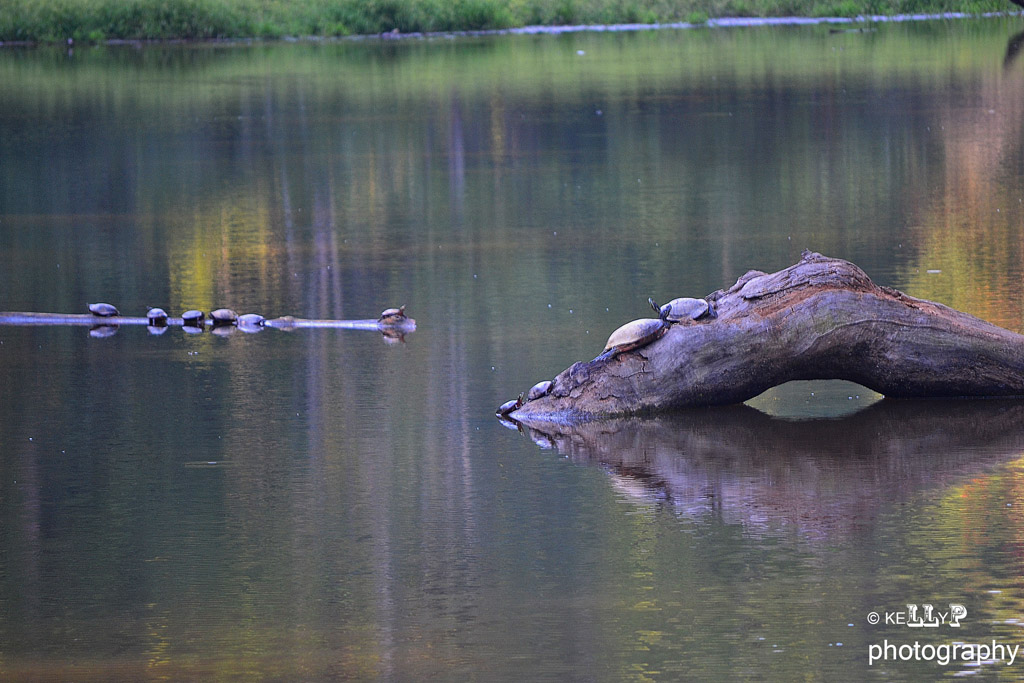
left=897, top=64, right=1024, bottom=333
left=167, top=197, right=275, bottom=313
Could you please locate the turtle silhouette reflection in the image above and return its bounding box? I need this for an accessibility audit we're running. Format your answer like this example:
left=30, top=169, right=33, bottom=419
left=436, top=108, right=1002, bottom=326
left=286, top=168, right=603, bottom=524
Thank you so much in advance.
left=505, top=398, right=1024, bottom=542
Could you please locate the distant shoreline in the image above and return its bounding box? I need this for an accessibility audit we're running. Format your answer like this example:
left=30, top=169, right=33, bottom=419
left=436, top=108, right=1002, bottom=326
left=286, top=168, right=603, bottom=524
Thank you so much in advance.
left=0, top=0, right=1018, bottom=47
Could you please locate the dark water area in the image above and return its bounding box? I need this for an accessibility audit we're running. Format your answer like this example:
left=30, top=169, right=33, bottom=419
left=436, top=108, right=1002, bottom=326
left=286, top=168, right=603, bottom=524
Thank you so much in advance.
left=3, top=18, right=1024, bottom=680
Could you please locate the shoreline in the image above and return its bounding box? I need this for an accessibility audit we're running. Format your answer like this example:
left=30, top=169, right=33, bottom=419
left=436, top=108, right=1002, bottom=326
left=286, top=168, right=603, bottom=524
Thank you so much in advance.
left=1, top=10, right=1019, bottom=49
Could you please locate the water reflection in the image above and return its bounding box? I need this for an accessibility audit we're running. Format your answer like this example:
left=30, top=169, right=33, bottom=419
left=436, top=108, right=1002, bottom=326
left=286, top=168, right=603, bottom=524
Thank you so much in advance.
left=514, top=399, right=1024, bottom=542
left=1004, top=30, right=1024, bottom=69
left=745, top=379, right=883, bottom=419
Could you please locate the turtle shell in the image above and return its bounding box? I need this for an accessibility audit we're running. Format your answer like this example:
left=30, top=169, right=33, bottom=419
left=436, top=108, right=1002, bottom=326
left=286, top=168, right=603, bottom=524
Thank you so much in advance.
left=88, top=302, right=119, bottom=317
left=603, top=318, right=667, bottom=353
left=210, top=308, right=237, bottom=323
left=527, top=380, right=553, bottom=401
left=496, top=398, right=520, bottom=416
left=379, top=305, right=406, bottom=323
left=147, top=308, right=168, bottom=325
left=660, top=297, right=710, bottom=322
left=238, top=313, right=265, bottom=326
left=182, top=310, right=205, bottom=326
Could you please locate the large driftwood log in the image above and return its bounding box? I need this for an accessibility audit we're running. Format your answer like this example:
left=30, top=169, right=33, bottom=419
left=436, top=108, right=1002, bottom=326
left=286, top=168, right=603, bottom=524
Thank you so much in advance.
left=509, top=251, right=1024, bottom=425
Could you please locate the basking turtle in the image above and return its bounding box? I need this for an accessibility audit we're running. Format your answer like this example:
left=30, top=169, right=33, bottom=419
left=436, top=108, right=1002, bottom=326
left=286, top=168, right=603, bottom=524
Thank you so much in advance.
left=238, top=313, right=265, bottom=327
left=147, top=307, right=168, bottom=326
left=210, top=308, right=237, bottom=325
left=497, top=393, right=525, bottom=416
left=527, top=380, right=553, bottom=401
left=182, top=310, right=205, bottom=327
left=649, top=297, right=715, bottom=322
left=379, top=305, right=406, bottom=324
left=88, top=302, right=119, bottom=317
left=598, top=318, right=668, bottom=360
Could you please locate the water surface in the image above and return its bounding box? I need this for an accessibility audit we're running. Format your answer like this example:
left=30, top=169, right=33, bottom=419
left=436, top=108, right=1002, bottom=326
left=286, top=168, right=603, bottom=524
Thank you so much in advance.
left=3, top=19, right=1024, bottom=680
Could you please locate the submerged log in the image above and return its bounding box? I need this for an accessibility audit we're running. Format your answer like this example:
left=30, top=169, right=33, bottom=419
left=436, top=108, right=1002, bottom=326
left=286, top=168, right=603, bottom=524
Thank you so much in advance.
left=509, top=251, right=1024, bottom=425
left=0, top=311, right=416, bottom=334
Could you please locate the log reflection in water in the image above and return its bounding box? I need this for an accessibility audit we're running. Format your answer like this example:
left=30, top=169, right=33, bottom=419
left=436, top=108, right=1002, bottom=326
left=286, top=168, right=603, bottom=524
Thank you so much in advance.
left=510, top=399, right=1024, bottom=540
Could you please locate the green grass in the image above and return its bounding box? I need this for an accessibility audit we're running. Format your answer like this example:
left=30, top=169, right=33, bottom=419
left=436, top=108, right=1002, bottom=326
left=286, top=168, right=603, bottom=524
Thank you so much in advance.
left=0, top=0, right=1014, bottom=43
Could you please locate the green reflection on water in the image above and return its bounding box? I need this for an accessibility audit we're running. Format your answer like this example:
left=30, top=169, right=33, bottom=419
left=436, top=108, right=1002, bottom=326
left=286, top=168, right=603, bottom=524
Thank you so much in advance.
left=2, top=17, right=1024, bottom=680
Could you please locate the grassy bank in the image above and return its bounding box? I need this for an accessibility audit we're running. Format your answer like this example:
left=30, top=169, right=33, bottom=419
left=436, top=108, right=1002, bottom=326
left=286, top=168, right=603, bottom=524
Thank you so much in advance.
left=0, top=0, right=1012, bottom=43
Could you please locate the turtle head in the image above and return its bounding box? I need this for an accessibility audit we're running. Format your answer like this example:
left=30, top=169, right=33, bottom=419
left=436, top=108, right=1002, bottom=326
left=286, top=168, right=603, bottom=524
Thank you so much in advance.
left=649, top=297, right=671, bottom=321
left=517, top=392, right=525, bottom=408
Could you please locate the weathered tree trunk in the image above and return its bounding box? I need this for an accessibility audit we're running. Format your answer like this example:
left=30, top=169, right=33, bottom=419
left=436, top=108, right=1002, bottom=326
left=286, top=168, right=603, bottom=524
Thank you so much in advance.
left=510, top=251, right=1024, bottom=425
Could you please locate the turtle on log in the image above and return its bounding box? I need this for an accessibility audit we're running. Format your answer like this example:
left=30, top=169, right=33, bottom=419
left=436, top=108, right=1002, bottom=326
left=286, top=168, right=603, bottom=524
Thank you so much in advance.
left=597, top=318, right=668, bottom=361
left=88, top=302, right=119, bottom=317
left=379, top=305, right=407, bottom=324
left=147, top=308, right=168, bottom=326
left=527, top=380, right=553, bottom=401
left=210, top=309, right=237, bottom=326
left=238, top=313, right=265, bottom=327
left=650, top=297, right=715, bottom=322
left=496, top=393, right=525, bottom=416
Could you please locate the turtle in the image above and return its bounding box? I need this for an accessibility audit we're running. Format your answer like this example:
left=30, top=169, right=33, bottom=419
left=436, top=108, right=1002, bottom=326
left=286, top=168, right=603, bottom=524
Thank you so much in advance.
left=147, top=307, right=168, bottom=326
left=210, top=308, right=238, bottom=325
left=378, top=305, right=406, bottom=324
left=182, top=310, right=205, bottom=327
left=238, top=313, right=265, bottom=327
left=598, top=318, right=668, bottom=360
left=649, top=297, right=715, bottom=322
left=496, top=393, right=525, bottom=416
left=527, top=380, right=553, bottom=401
left=88, top=302, right=119, bottom=317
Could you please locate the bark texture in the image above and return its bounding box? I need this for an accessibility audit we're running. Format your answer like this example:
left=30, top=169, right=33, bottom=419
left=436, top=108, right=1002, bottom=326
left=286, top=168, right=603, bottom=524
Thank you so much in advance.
left=510, top=251, right=1024, bottom=425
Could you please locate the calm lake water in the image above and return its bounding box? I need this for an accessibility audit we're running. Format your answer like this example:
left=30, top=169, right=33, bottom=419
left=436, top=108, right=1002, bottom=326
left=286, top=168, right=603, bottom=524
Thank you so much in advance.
left=3, top=17, right=1024, bottom=680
